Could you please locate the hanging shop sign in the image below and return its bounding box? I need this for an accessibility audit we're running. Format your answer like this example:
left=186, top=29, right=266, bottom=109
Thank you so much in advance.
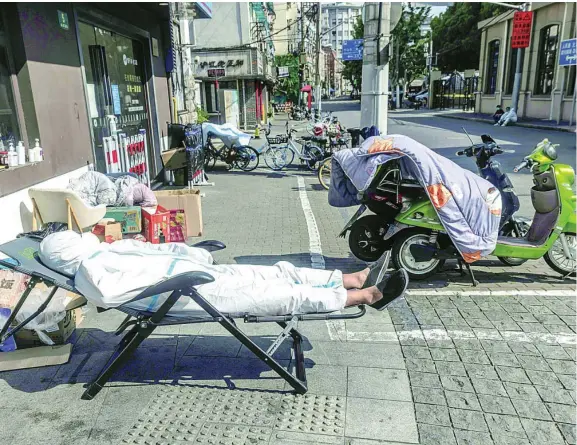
left=511, top=11, right=533, bottom=49
left=207, top=68, right=226, bottom=78
left=199, top=59, right=244, bottom=69
left=277, top=66, right=290, bottom=78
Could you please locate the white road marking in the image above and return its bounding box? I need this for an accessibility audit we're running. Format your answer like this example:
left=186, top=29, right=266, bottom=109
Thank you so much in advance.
left=407, top=289, right=576, bottom=297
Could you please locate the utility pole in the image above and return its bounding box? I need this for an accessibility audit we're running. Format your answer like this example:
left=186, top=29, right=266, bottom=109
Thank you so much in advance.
left=395, top=37, right=401, bottom=109
left=299, top=6, right=306, bottom=107
left=315, top=3, right=322, bottom=113
left=428, top=34, right=433, bottom=107
left=360, top=2, right=390, bottom=133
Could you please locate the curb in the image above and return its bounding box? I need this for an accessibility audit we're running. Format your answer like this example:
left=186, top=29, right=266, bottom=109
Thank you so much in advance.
left=434, top=113, right=576, bottom=133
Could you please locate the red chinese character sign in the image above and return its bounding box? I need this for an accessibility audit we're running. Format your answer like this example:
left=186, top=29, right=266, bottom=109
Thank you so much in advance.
left=511, top=11, right=533, bottom=49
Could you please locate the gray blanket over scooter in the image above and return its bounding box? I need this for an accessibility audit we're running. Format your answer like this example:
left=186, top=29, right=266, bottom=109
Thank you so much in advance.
left=329, top=135, right=502, bottom=262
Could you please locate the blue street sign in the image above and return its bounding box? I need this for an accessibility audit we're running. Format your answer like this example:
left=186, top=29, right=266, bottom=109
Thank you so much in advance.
left=559, top=38, right=576, bottom=66
left=342, top=39, right=364, bottom=61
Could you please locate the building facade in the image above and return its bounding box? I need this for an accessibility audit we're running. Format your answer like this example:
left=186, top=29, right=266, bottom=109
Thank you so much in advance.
left=321, top=3, right=363, bottom=61
left=191, top=2, right=275, bottom=129
left=476, top=2, right=576, bottom=121
left=272, top=2, right=298, bottom=56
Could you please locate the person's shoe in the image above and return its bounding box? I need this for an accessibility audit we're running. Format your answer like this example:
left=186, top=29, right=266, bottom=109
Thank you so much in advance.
left=370, top=269, right=409, bottom=311
left=493, top=123, right=499, bottom=126
left=362, top=259, right=388, bottom=289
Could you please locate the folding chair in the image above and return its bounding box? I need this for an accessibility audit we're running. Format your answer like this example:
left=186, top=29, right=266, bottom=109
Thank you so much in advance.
left=0, top=236, right=366, bottom=400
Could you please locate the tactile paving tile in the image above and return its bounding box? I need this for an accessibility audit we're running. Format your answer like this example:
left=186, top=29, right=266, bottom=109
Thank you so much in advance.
left=194, top=423, right=271, bottom=444
left=274, top=394, right=346, bottom=436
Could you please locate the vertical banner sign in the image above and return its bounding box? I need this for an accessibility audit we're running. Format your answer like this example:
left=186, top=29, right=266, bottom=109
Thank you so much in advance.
left=511, top=11, right=533, bottom=49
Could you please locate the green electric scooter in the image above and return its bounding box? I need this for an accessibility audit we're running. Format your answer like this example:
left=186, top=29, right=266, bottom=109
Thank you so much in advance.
left=384, top=139, right=576, bottom=284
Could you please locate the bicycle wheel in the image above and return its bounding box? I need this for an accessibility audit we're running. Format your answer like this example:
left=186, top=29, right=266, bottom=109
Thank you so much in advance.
left=304, top=144, right=324, bottom=170
left=234, top=145, right=260, bottom=172
left=263, top=145, right=294, bottom=171
left=204, top=148, right=216, bottom=170
left=318, top=157, right=332, bottom=190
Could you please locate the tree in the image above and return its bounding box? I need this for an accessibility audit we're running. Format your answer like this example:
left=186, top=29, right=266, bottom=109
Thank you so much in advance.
left=390, top=5, right=430, bottom=94
left=431, top=3, right=515, bottom=72
left=273, top=54, right=300, bottom=102
left=342, top=15, right=364, bottom=93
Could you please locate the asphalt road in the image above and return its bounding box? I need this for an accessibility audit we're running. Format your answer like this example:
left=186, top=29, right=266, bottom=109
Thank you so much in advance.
left=318, top=99, right=577, bottom=218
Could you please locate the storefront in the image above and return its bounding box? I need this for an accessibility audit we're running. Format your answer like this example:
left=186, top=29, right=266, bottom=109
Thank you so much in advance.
left=0, top=3, right=172, bottom=242
left=193, top=48, right=274, bottom=129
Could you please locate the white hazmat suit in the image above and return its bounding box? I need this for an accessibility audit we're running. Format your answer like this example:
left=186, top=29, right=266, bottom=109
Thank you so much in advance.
left=497, top=108, right=518, bottom=127
left=39, top=231, right=347, bottom=318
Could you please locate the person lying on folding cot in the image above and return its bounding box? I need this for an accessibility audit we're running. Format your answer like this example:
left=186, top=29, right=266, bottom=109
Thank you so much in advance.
left=39, top=231, right=409, bottom=317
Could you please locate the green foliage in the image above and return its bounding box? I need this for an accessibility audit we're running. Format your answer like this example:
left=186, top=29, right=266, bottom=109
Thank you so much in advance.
left=342, top=15, right=364, bottom=91
left=390, top=5, right=431, bottom=88
left=274, top=54, right=300, bottom=102
left=431, top=3, right=515, bottom=71
left=195, top=106, right=209, bottom=124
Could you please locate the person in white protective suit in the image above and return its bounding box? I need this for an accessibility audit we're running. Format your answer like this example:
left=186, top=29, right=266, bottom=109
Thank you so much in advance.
left=39, top=231, right=409, bottom=318
left=494, top=107, right=518, bottom=127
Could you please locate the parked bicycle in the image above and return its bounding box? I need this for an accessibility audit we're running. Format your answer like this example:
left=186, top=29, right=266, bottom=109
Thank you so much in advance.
left=262, top=122, right=328, bottom=171
left=203, top=132, right=259, bottom=172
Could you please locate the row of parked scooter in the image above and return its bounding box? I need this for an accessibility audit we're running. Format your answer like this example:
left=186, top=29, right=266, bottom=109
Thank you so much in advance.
left=338, top=131, right=576, bottom=285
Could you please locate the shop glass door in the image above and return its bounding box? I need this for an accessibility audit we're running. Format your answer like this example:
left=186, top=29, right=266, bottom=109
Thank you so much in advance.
left=78, top=22, right=152, bottom=180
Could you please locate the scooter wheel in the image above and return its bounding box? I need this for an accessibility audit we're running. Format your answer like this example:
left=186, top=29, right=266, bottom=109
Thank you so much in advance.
left=348, top=215, right=389, bottom=262
left=544, top=232, right=577, bottom=277
left=391, top=228, right=445, bottom=280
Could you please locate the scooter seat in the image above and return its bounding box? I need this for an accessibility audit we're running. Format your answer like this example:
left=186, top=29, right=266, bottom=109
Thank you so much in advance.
left=497, top=236, right=542, bottom=248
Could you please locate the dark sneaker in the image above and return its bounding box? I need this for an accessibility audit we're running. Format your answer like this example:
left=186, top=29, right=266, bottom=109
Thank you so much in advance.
left=370, top=269, right=409, bottom=311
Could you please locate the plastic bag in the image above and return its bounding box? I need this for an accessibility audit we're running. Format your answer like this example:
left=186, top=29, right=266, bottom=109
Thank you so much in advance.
left=0, top=308, right=17, bottom=352
left=14, top=287, right=69, bottom=345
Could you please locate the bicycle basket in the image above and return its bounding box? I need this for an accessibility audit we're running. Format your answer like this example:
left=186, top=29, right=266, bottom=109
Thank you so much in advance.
left=267, top=135, right=289, bottom=145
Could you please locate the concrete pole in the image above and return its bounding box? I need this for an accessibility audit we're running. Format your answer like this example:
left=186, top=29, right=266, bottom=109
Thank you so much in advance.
left=315, top=4, right=322, bottom=114
left=396, top=37, right=401, bottom=108
left=360, top=2, right=390, bottom=133
left=299, top=6, right=306, bottom=107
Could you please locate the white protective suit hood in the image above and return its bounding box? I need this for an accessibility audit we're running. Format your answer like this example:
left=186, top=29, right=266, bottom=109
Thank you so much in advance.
left=39, top=231, right=101, bottom=276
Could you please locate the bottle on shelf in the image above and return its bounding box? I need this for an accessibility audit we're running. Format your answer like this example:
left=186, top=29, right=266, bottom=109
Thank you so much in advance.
left=7, top=142, right=18, bottom=167
left=34, top=138, right=43, bottom=162
left=16, top=141, right=26, bottom=165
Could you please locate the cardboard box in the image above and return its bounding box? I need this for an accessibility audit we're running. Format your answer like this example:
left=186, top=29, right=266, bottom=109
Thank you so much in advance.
left=161, top=147, right=187, bottom=171
left=0, top=269, right=28, bottom=309
left=104, top=206, right=142, bottom=234
left=14, top=307, right=84, bottom=349
left=92, top=220, right=123, bottom=243
left=154, top=189, right=203, bottom=238
left=0, top=344, right=72, bottom=372
left=142, top=206, right=171, bottom=244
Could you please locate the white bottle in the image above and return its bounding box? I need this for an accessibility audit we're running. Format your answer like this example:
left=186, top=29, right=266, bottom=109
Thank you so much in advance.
left=34, top=139, right=43, bottom=162
left=16, top=141, right=26, bottom=165
left=8, top=142, right=17, bottom=167
left=28, top=141, right=36, bottom=162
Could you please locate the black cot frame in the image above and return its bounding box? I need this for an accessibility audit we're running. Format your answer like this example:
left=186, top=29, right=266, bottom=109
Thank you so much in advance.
left=0, top=236, right=365, bottom=400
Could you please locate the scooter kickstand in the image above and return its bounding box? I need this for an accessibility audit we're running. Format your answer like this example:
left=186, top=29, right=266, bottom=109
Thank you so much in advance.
left=464, top=263, right=479, bottom=287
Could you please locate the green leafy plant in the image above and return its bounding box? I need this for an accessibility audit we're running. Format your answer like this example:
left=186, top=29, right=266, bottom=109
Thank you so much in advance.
left=274, top=54, right=300, bottom=102
left=431, top=3, right=513, bottom=71
left=195, top=106, right=209, bottom=124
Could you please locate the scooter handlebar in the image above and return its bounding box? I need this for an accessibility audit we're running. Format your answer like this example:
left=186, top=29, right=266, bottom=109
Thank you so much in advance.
left=513, top=160, right=529, bottom=172
left=456, top=150, right=466, bottom=156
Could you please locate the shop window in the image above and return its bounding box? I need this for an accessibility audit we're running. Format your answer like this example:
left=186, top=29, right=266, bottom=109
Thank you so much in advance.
left=485, top=39, right=500, bottom=94
left=567, top=65, right=576, bottom=97
left=535, top=25, right=559, bottom=95
left=506, top=48, right=524, bottom=94
left=0, top=13, right=21, bottom=148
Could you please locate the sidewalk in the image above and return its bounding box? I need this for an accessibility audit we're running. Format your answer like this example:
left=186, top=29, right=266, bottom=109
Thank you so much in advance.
left=431, top=109, right=576, bottom=133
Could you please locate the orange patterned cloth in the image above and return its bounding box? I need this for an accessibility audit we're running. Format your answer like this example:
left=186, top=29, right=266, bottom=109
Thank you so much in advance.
left=368, top=138, right=395, bottom=154
left=426, top=183, right=453, bottom=209
left=461, top=251, right=482, bottom=263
